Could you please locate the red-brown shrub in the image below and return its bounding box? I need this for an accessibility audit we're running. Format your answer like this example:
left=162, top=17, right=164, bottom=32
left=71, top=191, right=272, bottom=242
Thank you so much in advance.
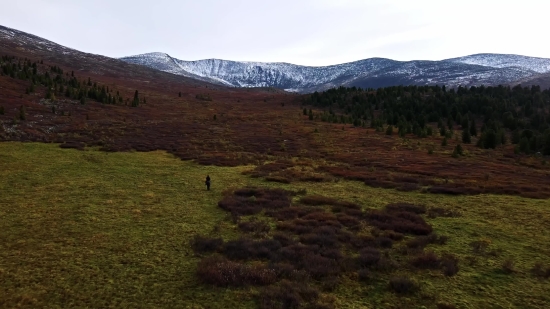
left=350, top=235, right=377, bottom=249
left=218, top=188, right=292, bottom=216
left=375, top=236, right=393, bottom=248
left=258, top=280, right=320, bottom=309
left=530, top=262, right=550, bottom=279
left=238, top=219, right=271, bottom=234
left=383, top=231, right=404, bottom=241
left=196, top=256, right=277, bottom=287
left=337, top=214, right=361, bottom=228
left=406, top=234, right=443, bottom=249
left=191, top=235, right=224, bottom=253
left=389, top=276, right=418, bottom=294
left=366, top=210, right=433, bottom=235
left=440, top=254, right=459, bottom=277
left=358, top=248, right=381, bottom=268
left=299, top=254, right=340, bottom=279
left=411, top=251, right=440, bottom=269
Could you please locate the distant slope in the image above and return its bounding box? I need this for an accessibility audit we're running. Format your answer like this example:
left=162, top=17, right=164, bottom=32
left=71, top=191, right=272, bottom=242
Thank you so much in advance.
left=515, top=72, right=550, bottom=90
left=121, top=52, right=550, bottom=92
left=0, top=25, right=222, bottom=88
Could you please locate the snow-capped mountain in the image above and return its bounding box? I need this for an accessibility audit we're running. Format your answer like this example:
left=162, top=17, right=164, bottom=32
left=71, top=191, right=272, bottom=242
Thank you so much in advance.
left=120, top=52, right=550, bottom=92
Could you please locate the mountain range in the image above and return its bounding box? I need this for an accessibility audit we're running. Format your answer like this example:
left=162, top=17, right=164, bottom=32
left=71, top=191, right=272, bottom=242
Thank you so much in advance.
left=2, top=24, right=550, bottom=93
left=121, top=52, right=550, bottom=93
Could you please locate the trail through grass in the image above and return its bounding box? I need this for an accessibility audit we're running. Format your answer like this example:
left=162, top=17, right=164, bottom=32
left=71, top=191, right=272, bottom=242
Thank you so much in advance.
left=0, top=143, right=549, bottom=308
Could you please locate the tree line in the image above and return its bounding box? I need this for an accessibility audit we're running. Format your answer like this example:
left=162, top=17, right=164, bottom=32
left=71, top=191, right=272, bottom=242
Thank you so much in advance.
left=0, top=55, right=144, bottom=107
left=303, top=85, right=550, bottom=155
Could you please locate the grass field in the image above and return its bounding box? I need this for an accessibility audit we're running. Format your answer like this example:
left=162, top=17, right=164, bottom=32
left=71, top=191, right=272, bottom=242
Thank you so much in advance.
left=1, top=142, right=549, bottom=308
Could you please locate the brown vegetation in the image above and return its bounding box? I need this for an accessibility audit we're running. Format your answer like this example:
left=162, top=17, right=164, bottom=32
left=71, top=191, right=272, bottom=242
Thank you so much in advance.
left=192, top=188, right=459, bottom=307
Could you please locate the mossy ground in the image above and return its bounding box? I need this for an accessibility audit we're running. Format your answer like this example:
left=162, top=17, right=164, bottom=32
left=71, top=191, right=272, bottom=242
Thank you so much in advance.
left=1, top=143, right=549, bottom=308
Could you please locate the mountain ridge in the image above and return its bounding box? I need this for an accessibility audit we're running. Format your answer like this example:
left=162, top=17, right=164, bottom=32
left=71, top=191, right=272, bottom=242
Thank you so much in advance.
left=121, top=52, right=550, bottom=92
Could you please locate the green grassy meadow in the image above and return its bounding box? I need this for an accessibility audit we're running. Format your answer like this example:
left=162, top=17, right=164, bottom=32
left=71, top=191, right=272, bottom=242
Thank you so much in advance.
left=0, top=142, right=549, bottom=308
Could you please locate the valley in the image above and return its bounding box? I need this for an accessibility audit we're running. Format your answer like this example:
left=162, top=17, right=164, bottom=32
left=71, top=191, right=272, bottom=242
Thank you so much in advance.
left=1, top=24, right=550, bottom=309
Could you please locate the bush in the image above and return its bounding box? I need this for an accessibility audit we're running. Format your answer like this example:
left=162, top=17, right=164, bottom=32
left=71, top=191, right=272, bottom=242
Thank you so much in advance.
left=383, top=231, right=404, bottom=241
left=300, top=254, right=340, bottom=279
left=441, top=254, right=459, bottom=277
left=406, top=234, right=439, bottom=249
left=336, top=214, right=361, bottom=228
left=223, top=238, right=282, bottom=261
left=358, top=269, right=373, bottom=282
left=265, top=176, right=291, bottom=184
left=470, top=240, right=490, bottom=255
left=366, top=210, right=433, bottom=235
left=238, top=219, right=271, bottom=234
left=389, top=276, right=417, bottom=294
left=530, top=262, right=550, bottom=279
left=218, top=188, right=292, bottom=216
left=350, top=235, right=376, bottom=249
left=271, top=233, right=295, bottom=247
left=196, top=256, right=277, bottom=287
left=191, top=235, right=223, bottom=254
left=358, top=248, right=381, bottom=268
left=300, top=232, right=340, bottom=249
left=259, top=280, right=320, bottom=309
left=375, top=236, right=393, bottom=248
left=501, top=258, right=516, bottom=274
left=411, top=251, right=440, bottom=269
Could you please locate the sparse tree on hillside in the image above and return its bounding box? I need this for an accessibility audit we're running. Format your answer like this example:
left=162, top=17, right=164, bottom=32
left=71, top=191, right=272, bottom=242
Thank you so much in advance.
left=519, top=137, right=530, bottom=153
left=470, top=119, right=477, bottom=137
left=132, top=90, right=139, bottom=107
left=462, top=129, right=471, bottom=144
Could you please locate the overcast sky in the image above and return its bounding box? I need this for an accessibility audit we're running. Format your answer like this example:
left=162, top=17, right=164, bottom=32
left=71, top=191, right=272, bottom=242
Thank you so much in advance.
left=1, top=0, right=549, bottom=66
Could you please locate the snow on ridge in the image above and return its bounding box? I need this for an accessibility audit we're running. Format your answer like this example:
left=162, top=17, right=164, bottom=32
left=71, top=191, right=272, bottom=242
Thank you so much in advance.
left=119, top=51, right=547, bottom=92
left=446, top=53, right=550, bottom=74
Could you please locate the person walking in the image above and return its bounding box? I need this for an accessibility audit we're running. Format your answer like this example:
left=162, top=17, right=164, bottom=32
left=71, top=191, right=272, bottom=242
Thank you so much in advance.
left=205, top=175, right=211, bottom=191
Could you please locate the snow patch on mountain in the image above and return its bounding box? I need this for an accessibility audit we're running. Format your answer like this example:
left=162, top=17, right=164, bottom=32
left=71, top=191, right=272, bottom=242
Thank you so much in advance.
left=446, top=53, right=550, bottom=74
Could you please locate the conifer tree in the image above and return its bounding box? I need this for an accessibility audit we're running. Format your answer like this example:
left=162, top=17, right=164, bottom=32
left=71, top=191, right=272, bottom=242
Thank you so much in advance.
left=519, top=137, right=530, bottom=153
left=462, top=129, right=471, bottom=144
left=132, top=90, right=139, bottom=107
left=470, top=118, right=477, bottom=136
